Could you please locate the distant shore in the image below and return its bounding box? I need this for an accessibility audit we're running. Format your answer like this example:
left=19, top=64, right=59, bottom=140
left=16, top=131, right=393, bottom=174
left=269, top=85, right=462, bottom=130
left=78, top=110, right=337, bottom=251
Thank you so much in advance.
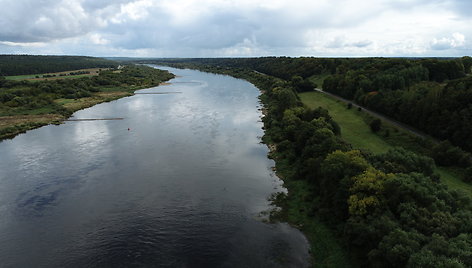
left=1, top=71, right=174, bottom=142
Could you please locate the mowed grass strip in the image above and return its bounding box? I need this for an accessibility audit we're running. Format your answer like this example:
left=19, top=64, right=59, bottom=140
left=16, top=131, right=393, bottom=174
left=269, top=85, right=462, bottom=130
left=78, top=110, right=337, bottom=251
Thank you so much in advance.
left=299, top=91, right=472, bottom=198
left=5, top=68, right=103, bottom=81
left=437, top=168, right=472, bottom=196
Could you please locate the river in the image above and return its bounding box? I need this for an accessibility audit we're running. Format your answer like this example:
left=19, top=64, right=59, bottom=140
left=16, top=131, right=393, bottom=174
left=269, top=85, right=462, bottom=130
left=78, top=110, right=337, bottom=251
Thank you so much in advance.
left=0, top=66, right=310, bottom=267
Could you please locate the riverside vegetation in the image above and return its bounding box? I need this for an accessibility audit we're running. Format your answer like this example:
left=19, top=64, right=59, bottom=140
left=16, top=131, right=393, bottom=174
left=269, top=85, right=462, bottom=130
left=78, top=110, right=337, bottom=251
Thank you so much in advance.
left=147, top=57, right=472, bottom=185
left=140, top=58, right=472, bottom=267
left=0, top=56, right=174, bottom=140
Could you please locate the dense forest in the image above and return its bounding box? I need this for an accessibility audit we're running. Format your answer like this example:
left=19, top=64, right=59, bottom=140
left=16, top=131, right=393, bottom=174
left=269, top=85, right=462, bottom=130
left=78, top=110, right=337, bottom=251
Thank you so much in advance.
left=0, top=55, right=118, bottom=76
left=140, top=60, right=472, bottom=267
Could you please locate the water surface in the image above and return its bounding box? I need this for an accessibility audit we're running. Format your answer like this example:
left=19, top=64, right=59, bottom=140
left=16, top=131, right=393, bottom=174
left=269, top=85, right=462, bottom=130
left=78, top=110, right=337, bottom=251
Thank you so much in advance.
left=0, top=66, right=310, bottom=267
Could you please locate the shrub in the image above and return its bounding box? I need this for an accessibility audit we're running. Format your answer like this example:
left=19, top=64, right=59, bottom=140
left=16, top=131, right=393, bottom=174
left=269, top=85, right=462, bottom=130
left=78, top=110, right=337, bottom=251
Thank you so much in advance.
left=370, top=119, right=382, bottom=132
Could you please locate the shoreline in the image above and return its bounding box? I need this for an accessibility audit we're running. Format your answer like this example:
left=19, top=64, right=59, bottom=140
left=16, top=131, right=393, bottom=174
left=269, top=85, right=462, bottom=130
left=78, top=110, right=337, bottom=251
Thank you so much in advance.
left=151, top=63, right=351, bottom=266
left=0, top=82, right=173, bottom=142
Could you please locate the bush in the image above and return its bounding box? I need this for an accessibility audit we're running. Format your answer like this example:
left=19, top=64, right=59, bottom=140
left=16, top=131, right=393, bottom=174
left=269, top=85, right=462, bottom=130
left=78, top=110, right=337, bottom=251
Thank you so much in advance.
left=373, top=147, right=436, bottom=175
left=370, top=119, right=382, bottom=132
left=432, top=140, right=472, bottom=167
left=464, top=167, right=472, bottom=183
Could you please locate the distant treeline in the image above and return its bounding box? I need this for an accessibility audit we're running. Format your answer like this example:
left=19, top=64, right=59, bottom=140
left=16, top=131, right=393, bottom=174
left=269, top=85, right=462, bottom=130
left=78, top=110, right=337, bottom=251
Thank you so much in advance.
left=0, top=55, right=118, bottom=76
left=159, top=64, right=472, bottom=267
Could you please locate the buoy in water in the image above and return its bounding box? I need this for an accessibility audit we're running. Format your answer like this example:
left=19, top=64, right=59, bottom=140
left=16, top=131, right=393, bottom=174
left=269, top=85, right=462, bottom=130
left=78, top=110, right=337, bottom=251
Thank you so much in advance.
left=128, top=128, right=130, bottom=131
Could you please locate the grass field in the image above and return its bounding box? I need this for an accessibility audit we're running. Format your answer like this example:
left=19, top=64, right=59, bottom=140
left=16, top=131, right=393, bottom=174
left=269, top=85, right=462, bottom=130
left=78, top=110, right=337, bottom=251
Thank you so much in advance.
left=5, top=68, right=103, bottom=81
left=300, top=91, right=391, bottom=154
left=299, top=91, right=472, bottom=197
left=55, top=92, right=132, bottom=112
left=5, top=74, right=42, bottom=80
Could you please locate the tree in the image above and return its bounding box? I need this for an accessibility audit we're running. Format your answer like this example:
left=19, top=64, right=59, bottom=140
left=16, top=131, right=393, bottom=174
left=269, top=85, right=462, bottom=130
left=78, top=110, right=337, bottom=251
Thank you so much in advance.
left=319, top=150, right=370, bottom=220
left=368, top=229, right=424, bottom=267
left=373, top=147, right=436, bottom=175
left=348, top=168, right=391, bottom=216
left=291, top=75, right=313, bottom=92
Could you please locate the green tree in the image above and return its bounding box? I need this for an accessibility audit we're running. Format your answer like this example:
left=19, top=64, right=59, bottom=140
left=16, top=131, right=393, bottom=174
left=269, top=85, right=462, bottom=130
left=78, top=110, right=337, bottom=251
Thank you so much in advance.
left=319, top=150, right=370, bottom=220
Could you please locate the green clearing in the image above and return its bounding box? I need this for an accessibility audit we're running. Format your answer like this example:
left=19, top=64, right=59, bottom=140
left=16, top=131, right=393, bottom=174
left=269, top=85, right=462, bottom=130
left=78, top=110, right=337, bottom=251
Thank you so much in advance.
left=307, top=74, right=330, bottom=89
left=6, top=73, right=94, bottom=81
left=0, top=105, right=58, bottom=117
left=437, top=167, right=472, bottom=194
left=5, top=74, right=42, bottom=80
left=299, top=91, right=472, bottom=198
left=300, top=91, right=390, bottom=154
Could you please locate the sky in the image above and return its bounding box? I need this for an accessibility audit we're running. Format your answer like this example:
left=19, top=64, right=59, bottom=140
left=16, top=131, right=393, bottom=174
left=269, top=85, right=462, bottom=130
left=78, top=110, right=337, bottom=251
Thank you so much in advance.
left=0, top=0, right=471, bottom=57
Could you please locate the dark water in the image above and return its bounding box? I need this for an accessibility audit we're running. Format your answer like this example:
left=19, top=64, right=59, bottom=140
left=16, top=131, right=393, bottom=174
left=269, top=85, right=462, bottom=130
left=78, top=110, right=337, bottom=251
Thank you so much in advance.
left=0, top=66, right=310, bottom=267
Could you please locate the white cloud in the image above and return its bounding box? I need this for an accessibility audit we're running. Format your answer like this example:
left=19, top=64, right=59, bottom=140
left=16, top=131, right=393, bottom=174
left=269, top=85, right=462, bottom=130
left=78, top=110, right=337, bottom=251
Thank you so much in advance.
left=89, top=34, right=110, bottom=45
left=0, top=41, right=47, bottom=47
left=431, top=33, right=466, bottom=50
left=0, top=0, right=471, bottom=57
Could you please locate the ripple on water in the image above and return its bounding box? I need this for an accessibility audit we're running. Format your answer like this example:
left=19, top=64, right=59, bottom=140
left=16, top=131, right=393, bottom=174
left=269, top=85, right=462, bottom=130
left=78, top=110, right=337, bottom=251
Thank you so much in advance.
left=0, top=66, right=310, bottom=267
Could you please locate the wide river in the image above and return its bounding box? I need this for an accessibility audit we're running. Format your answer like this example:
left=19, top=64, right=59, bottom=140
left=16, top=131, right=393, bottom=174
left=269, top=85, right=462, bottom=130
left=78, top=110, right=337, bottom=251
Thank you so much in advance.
left=0, top=66, right=310, bottom=267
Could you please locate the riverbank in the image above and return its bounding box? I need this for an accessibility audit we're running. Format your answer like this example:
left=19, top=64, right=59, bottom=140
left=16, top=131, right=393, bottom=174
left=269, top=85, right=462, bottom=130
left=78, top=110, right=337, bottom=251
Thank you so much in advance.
left=0, top=92, right=134, bottom=140
left=0, top=66, right=174, bottom=141
left=268, top=149, right=353, bottom=268
left=149, top=63, right=354, bottom=267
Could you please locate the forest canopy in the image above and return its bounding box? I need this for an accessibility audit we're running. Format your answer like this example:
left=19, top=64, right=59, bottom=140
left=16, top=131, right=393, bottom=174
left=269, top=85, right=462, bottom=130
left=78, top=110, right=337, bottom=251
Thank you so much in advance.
left=0, top=55, right=118, bottom=76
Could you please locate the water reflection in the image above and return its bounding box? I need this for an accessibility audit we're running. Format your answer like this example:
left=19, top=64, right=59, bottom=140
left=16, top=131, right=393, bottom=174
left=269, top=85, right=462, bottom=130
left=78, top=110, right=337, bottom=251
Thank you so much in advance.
left=0, top=66, right=309, bottom=267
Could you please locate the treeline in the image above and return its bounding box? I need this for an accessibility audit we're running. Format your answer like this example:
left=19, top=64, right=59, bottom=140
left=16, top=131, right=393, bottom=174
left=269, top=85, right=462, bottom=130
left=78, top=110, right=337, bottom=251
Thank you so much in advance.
left=140, top=57, right=335, bottom=92
left=151, top=62, right=472, bottom=267
left=0, top=55, right=117, bottom=76
left=0, top=65, right=174, bottom=116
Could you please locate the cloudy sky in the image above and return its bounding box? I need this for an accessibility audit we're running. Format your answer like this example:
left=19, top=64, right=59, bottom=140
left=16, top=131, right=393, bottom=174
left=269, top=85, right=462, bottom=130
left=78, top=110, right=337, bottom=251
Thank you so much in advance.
left=0, top=0, right=471, bottom=57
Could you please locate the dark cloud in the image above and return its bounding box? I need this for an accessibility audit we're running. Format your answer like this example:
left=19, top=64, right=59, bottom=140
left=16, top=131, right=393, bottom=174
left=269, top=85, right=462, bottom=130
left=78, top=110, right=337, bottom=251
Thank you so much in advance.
left=351, top=40, right=372, bottom=48
left=80, top=0, right=131, bottom=11
left=0, top=0, right=132, bottom=42
left=448, top=0, right=472, bottom=17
